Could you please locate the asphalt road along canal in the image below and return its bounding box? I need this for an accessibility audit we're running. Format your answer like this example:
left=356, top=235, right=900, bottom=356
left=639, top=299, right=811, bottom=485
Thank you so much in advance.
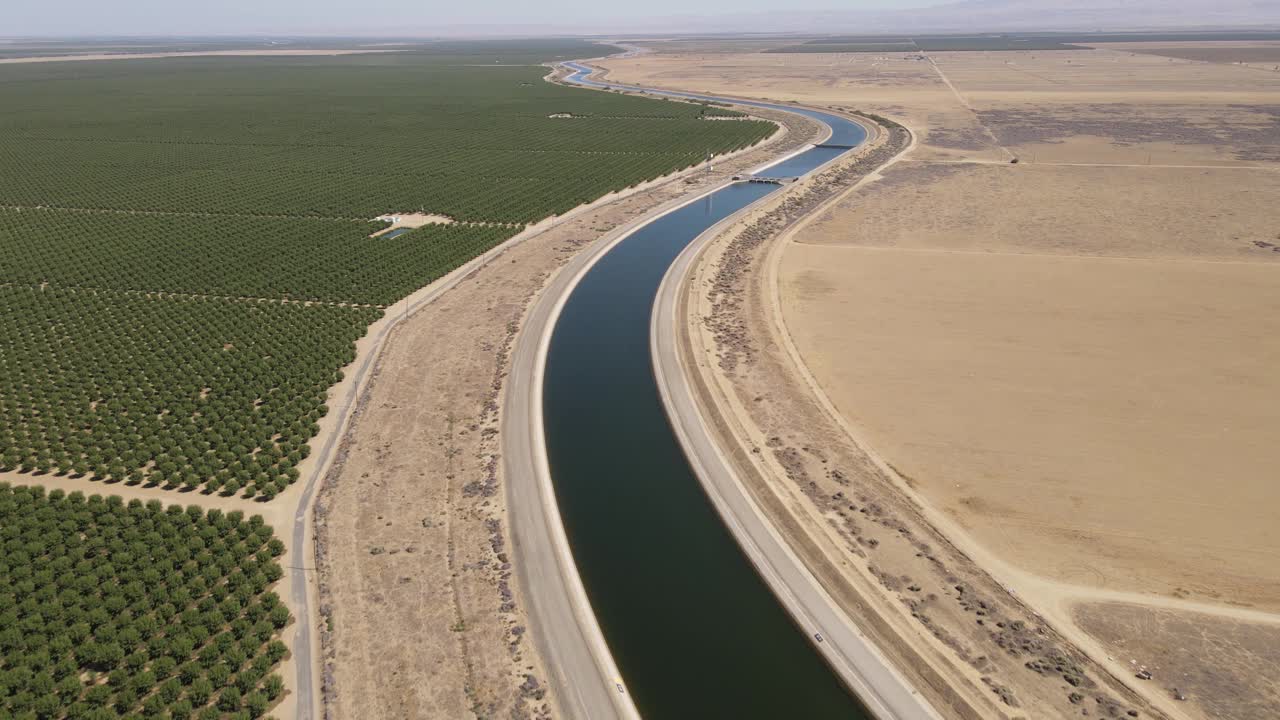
left=543, top=111, right=872, bottom=715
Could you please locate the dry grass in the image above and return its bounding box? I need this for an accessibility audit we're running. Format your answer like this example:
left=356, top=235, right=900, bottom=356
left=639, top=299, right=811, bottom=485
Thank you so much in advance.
left=804, top=162, right=1280, bottom=260
left=780, top=243, right=1280, bottom=609
left=604, top=44, right=1280, bottom=612
left=1073, top=602, right=1280, bottom=720
left=603, top=47, right=1280, bottom=164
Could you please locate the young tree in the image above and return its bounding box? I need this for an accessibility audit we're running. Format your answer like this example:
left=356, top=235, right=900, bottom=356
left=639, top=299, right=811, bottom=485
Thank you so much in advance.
left=141, top=693, right=166, bottom=718
left=151, top=657, right=177, bottom=680
left=264, top=641, right=286, bottom=665
left=56, top=674, right=82, bottom=699
left=33, top=692, right=62, bottom=719
left=158, top=678, right=182, bottom=704
left=261, top=674, right=283, bottom=701
left=187, top=678, right=213, bottom=706
left=268, top=605, right=290, bottom=629
left=113, top=685, right=138, bottom=714
left=207, top=664, right=231, bottom=689
left=218, top=687, right=241, bottom=712
left=84, top=685, right=112, bottom=707
left=168, top=699, right=193, bottom=720
left=244, top=691, right=268, bottom=719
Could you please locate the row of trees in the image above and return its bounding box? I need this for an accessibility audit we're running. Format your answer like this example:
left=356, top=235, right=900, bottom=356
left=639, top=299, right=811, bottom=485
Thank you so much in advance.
left=0, top=484, right=291, bottom=718
left=0, top=124, right=768, bottom=224
left=0, top=52, right=773, bottom=511
left=0, top=58, right=771, bottom=226
left=0, top=287, right=378, bottom=499
left=0, top=60, right=751, bottom=149
left=0, top=209, right=519, bottom=307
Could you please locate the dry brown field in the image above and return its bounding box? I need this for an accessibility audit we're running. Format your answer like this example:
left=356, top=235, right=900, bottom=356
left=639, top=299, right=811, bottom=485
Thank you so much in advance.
left=1073, top=602, right=1280, bottom=720
left=781, top=243, right=1280, bottom=607
left=1096, top=40, right=1280, bottom=67
left=602, top=46, right=1280, bottom=164
left=605, top=42, right=1280, bottom=720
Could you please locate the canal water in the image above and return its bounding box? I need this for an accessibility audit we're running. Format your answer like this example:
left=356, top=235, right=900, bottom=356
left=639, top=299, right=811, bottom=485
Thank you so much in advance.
left=542, top=66, right=872, bottom=718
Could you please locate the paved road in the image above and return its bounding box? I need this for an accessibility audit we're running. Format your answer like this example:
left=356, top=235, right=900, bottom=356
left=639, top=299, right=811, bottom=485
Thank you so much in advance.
left=501, top=224, right=639, bottom=720
left=651, top=214, right=943, bottom=720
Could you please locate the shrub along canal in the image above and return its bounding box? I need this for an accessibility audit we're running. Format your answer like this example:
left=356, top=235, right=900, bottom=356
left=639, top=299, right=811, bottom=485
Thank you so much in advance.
left=541, top=64, right=874, bottom=717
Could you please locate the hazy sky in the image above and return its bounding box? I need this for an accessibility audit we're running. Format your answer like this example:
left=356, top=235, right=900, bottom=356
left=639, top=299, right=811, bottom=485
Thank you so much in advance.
left=8, top=0, right=938, bottom=37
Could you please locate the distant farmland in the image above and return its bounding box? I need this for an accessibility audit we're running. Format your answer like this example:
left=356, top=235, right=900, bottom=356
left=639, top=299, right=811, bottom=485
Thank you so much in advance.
left=764, top=30, right=1280, bottom=54
left=0, top=41, right=774, bottom=497
left=0, top=55, right=767, bottom=222
left=764, top=34, right=1090, bottom=53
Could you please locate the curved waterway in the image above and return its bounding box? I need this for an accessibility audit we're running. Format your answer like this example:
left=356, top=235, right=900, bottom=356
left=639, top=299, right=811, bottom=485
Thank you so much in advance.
left=543, top=63, right=870, bottom=718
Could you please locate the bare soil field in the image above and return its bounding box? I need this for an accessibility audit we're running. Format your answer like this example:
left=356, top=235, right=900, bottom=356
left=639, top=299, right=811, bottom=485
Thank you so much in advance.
left=607, top=42, right=1280, bottom=720
left=781, top=244, right=1280, bottom=608
left=601, top=47, right=1280, bottom=165
left=1097, top=41, right=1280, bottom=67
left=1073, top=603, right=1280, bottom=720
left=312, top=105, right=819, bottom=720
left=599, top=50, right=1006, bottom=162
left=804, top=162, right=1280, bottom=260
